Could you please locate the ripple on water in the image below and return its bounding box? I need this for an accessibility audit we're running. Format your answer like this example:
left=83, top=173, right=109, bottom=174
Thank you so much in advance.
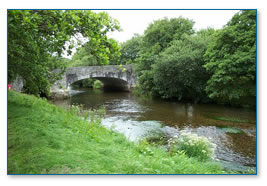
left=101, top=116, right=165, bottom=142
left=69, top=89, right=86, bottom=96
left=106, top=99, right=149, bottom=113
left=54, top=88, right=256, bottom=172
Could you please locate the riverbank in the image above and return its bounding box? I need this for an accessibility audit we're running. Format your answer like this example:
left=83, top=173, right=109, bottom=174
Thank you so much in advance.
left=8, top=90, right=227, bottom=174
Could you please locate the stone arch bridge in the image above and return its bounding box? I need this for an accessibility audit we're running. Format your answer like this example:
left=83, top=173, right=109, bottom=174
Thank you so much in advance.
left=50, top=65, right=136, bottom=99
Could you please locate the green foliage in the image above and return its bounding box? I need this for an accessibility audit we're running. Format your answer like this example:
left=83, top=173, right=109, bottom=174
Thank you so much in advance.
left=135, top=17, right=195, bottom=97
left=93, top=80, right=103, bottom=89
left=117, top=64, right=127, bottom=72
left=68, top=38, right=121, bottom=67
left=136, top=140, right=155, bottom=156
left=81, top=79, right=96, bottom=88
left=153, top=29, right=215, bottom=101
left=71, top=78, right=103, bottom=89
left=67, top=47, right=98, bottom=67
left=204, top=10, right=256, bottom=107
left=84, top=37, right=121, bottom=65
left=168, top=132, right=216, bottom=161
left=8, top=90, right=228, bottom=174
left=134, top=71, right=156, bottom=97
left=8, top=10, right=120, bottom=95
left=120, top=34, right=142, bottom=64
left=69, top=103, right=84, bottom=116
left=72, top=78, right=96, bottom=88
left=142, top=17, right=195, bottom=52
left=132, top=11, right=256, bottom=108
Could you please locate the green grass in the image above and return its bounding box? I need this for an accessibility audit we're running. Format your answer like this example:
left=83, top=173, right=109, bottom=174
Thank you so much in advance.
left=8, top=90, right=227, bottom=174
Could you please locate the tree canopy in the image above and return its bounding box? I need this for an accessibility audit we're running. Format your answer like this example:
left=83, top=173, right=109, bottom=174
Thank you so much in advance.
left=135, top=17, right=196, bottom=97
left=142, top=17, right=195, bottom=52
left=120, top=34, right=142, bottom=65
left=67, top=38, right=121, bottom=67
left=8, top=10, right=120, bottom=95
left=204, top=10, right=256, bottom=106
left=8, top=10, right=256, bottom=108
left=153, top=29, right=215, bottom=102
left=131, top=10, right=256, bottom=107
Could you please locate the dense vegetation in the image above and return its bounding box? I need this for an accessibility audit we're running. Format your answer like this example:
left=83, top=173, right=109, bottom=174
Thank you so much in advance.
left=120, top=34, right=142, bottom=65
left=204, top=10, right=256, bottom=107
left=8, top=10, right=120, bottom=95
left=8, top=10, right=256, bottom=107
left=66, top=38, right=121, bottom=67
left=9, top=10, right=255, bottom=108
left=8, top=90, right=226, bottom=174
left=122, top=10, right=256, bottom=107
left=7, top=10, right=256, bottom=174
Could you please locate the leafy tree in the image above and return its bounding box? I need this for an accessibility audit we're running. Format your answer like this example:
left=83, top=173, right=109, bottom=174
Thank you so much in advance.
left=204, top=10, right=256, bottom=106
left=67, top=38, right=121, bottom=67
left=153, top=29, right=215, bottom=102
left=83, top=38, right=121, bottom=65
left=120, top=34, right=142, bottom=64
left=8, top=10, right=120, bottom=95
left=141, top=17, right=195, bottom=52
left=137, top=17, right=195, bottom=71
left=67, top=47, right=98, bottom=67
left=135, top=17, right=195, bottom=97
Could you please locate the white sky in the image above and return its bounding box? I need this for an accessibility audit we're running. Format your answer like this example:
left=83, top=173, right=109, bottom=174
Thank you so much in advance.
left=94, top=10, right=240, bottom=43
left=62, top=10, right=240, bottom=58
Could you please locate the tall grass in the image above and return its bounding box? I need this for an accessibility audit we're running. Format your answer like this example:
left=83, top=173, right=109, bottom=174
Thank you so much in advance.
left=8, top=90, right=226, bottom=174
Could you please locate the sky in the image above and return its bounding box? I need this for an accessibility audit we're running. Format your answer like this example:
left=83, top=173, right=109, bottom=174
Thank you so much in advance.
left=94, top=10, right=240, bottom=43
left=62, top=10, right=240, bottom=58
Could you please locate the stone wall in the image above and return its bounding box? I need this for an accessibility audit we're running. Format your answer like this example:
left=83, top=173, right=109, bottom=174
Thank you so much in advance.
left=10, top=76, right=24, bottom=92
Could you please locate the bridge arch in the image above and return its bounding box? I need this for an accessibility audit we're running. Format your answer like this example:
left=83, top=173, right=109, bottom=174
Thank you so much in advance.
left=71, top=77, right=130, bottom=91
left=50, top=65, right=136, bottom=99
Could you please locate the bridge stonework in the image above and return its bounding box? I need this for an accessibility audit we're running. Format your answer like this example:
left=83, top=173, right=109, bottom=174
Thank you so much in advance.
left=50, top=65, right=136, bottom=99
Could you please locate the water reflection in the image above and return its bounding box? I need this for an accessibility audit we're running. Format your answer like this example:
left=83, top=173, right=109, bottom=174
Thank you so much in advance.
left=52, top=88, right=256, bottom=171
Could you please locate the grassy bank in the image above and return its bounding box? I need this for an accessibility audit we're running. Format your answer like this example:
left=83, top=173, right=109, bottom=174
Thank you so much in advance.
left=8, top=90, right=226, bottom=174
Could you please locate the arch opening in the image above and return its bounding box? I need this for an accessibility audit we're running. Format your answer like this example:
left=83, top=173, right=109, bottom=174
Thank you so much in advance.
left=70, top=77, right=130, bottom=92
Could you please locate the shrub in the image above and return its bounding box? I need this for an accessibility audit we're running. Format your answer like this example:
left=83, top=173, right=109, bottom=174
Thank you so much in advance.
left=93, top=80, right=103, bottom=89
left=168, top=132, right=216, bottom=161
left=81, top=79, right=95, bottom=88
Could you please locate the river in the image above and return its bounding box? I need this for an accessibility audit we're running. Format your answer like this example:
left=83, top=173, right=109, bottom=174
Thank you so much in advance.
left=52, top=87, right=256, bottom=172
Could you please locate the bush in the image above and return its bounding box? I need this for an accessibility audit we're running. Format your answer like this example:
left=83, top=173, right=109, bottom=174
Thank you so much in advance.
left=152, top=31, right=214, bottom=102
left=93, top=80, right=103, bottom=89
left=82, top=79, right=95, bottom=88
left=168, top=132, right=216, bottom=161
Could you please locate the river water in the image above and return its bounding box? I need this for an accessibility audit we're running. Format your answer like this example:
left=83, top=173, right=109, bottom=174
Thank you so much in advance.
left=52, top=87, right=256, bottom=172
